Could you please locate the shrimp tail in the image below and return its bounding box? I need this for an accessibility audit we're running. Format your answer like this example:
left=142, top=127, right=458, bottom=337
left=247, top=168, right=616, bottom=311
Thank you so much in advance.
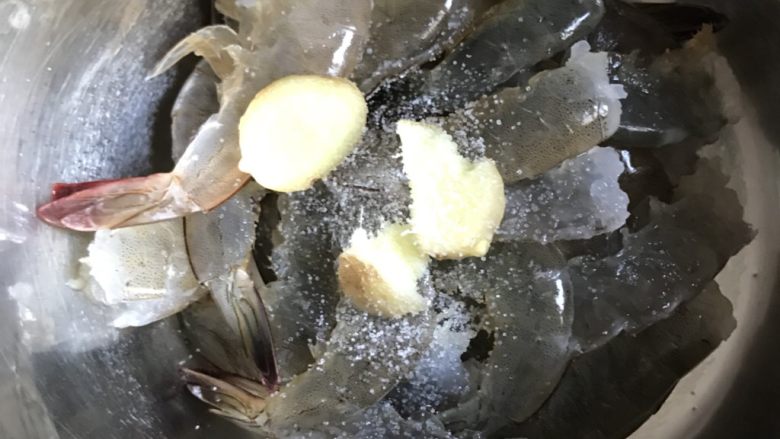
left=49, top=178, right=133, bottom=201
left=182, top=368, right=269, bottom=424
left=36, top=173, right=201, bottom=231
left=208, top=264, right=280, bottom=389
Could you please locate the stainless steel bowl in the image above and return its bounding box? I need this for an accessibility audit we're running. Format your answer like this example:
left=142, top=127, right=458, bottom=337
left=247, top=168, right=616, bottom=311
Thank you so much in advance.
left=1, top=1, right=778, bottom=437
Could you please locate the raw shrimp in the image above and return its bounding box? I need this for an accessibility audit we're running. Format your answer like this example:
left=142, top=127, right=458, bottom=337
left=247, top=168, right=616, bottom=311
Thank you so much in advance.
left=37, top=26, right=253, bottom=231
left=333, top=401, right=453, bottom=438
left=180, top=273, right=276, bottom=394
left=437, top=242, right=573, bottom=433
left=185, top=291, right=436, bottom=434
left=567, top=198, right=720, bottom=352
left=324, top=130, right=411, bottom=247
left=170, top=61, right=219, bottom=162
left=70, top=219, right=205, bottom=328
left=271, top=183, right=342, bottom=349
left=36, top=0, right=372, bottom=231
left=569, top=157, right=753, bottom=352
left=264, top=130, right=412, bottom=379
left=424, top=0, right=605, bottom=109
left=588, top=0, right=727, bottom=57
left=511, top=282, right=735, bottom=439
left=187, top=175, right=431, bottom=431
left=496, top=146, right=629, bottom=244
left=66, top=67, right=249, bottom=330
left=268, top=129, right=415, bottom=361
left=387, top=293, right=476, bottom=416
left=169, top=79, right=278, bottom=384
left=184, top=183, right=262, bottom=285
left=214, top=0, right=371, bottom=77
left=366, top=0, right=606, bottom=125
left=446, top=40, right=627, bottom=182
left=184, top=182, right=279, bottom=386
left=353, top=0, right=491, bottom=93
left=608, top=28, right=729, bottom=149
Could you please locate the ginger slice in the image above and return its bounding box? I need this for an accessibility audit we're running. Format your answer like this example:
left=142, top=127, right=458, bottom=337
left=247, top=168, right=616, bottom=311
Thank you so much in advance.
left=338, top=223, right=428, bottom=318
left=397, top=120, right=505, bottom=259
left=239, top=75, right=367, bottom=192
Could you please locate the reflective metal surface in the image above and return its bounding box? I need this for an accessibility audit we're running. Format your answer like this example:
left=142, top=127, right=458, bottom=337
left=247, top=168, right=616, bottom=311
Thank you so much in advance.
left=0, top=1, right=249, bottom=437
left=0, top=1, right=778, bottom=438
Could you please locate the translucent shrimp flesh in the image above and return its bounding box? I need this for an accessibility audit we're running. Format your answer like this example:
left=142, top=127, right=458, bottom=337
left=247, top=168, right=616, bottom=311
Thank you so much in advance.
left=324, top=130, right=411, bottom=247
left=265, top=130, right=413, bottom=381
left=424, top=0, right=606, bottom=109
left=387, top=293, right=476, bottom=416
left=511, top=283, right=735, bottom=439
left=445, top=40, right=627, bottom=182
left=569, top=157, right=753, bottom=353
left=588, top=0, right=728, bottom=57
left=436, top=242, right=573, bottom=432
left=353, top=0, right=490, bottom=93
left=271, top=183, right=342, bottom=348
left=40, top=1, right=758, bottom=436
left=170, top=61, right=219, bottom=162
left=608, top=27, right=729, bottom=149
left=366, top=0, right=606, bottom=125
left=496, top=146, right=629, bottom=244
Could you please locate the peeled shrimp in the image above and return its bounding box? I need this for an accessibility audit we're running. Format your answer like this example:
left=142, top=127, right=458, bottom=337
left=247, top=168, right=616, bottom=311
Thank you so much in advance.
left=324, top=130, right=411, bottom=247
left=353, top=0, right=489, bottom=93
left=446, top=41, right=626, bottom=182
left=438, top=242, right=573, bottom=433
left=271, top=183, right=342, bottom=349
left=388, top=293, right=476, bottom=415
left=496, top=146, right=629, bottom=244
left=424, top=0, right=605, bottom=109
left=214, top=0, right=372, bottom=78
left=512, top=283, right=735, bottom=439
left=589, top=0, right=727, bottom=57
left=608, top=28, right=729, bottom=149
left=569, top=157, right=753, bottom=352
left=37, top=0, right=372, bottom=231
